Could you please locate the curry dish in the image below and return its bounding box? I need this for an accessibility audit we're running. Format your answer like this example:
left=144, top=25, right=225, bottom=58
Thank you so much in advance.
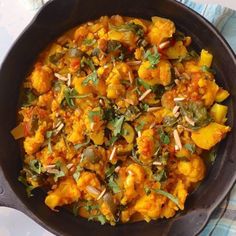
left=11, top=15, right=231, bottom=225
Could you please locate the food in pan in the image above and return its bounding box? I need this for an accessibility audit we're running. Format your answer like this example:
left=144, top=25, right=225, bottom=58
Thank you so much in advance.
left=11, top=15, right=231, bottom=225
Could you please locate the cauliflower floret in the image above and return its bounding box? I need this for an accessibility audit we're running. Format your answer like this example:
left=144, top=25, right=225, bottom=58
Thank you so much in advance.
left=138, top=60, right=172, bottom=86
left=134, top=192, right=165, bottom=221
left=23, top=122, right=47, bottom=155
left=77, top=172, right=102, bottom=200
left=67, top=120, right=85, bottom=144
left=178, top=155, right=206, bottom=183
left=45, top=177, right=80, bottom=210
left=161, top=180, right=188, bottom=218
left=121, top=164, right=145, bottom=205
left=30, top=64, right=54, bottom=94
left=106, top=63, right=132, bottom=99
left=148, top=16, right=175, bottom=45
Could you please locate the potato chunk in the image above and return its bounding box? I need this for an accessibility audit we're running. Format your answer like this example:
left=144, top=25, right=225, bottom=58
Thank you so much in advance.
left=191, top=122, right=231, bottom=150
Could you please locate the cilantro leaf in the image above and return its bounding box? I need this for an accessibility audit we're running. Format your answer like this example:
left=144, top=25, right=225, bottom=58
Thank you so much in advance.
left=108, top=176, right=120, bottom=194
left=73, top=165, right=83, bottom=181
left=88, top=214, right=107, bottom=225
left=135, top=121, right=147, bottom=132
left=22, top=90, right=37, bottom=107
left=82, top=38, right=96, bottom=46
left=82, top=71, right=99, bottom=86
left=88, top=109, right=103, bottom=123
left=29, top=160, right=43, bottom=174
left=201, top=65, right=216, bottom=74
left=153, top=169, right=167, bottom=182
left=153, top=189, right=181, bottom=208
left=105, top=165, right=116, bottom=178
left=113, top=116, right=125, bottom=136
left=18, top=176, right=35, bottom=197
left=159, top=128, right=170, bottom=145
left=184, top=143, right=196, bottom=154
left=144, top=46, right=160, bottom=68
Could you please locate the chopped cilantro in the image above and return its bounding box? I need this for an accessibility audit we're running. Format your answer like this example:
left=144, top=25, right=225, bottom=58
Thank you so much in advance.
left=113, top=116, right=125, bottom=136
left=82, top=38, right=96, bottom=46
left=184, top=143, right=196, bottom=154
left=153, top=189, right=181, bottom=208
left=73, top=165, right=83, bottom=181
left=153, top=169, right=167, bottom=182
left=144, top=46, right=160, bottom=68
left=201, top=65, right=216, bottom=74
left=18, top=176, right=35, bottom=197
left=29, top=160, right=43, bottom=174
left=158, top=128, right=170, bottom=145
left=82, top=71, right=99, bottom=86
left=108, top=175, right=120, bottom=194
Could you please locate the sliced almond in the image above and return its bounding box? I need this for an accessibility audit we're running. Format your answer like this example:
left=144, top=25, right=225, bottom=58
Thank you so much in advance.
left=158, top=41, right=171, bottom=50
left=184, top=116, right=195, bottom=126
left=126, top=61, right=142, bottom=66
left=54, top=73, right=68, bottom=81
left=109, top=146, right=117, bottom=161
left=86, top=185, right=100, bottom=196
left=173, top=105, right=180, bottom=114
left=96, top=188, right=106, bottom=200
left=153, top=161, right=162, bottom=166
left=174, top=67, right=180, bottom=77
left=147, top=107, right=162, bottom=112
left=139, top=89, right=152, bottom=101
left=174, top=97, right=185, bottom=102
left=173, top=129, right=182, bottom=150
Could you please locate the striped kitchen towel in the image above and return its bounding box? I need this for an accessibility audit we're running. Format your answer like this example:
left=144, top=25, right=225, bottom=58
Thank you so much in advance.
left=178, top=2, right=236, bottom=235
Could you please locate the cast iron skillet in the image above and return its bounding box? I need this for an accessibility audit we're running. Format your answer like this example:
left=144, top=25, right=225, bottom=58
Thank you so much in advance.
left=0, top=0, right=236, bottom=235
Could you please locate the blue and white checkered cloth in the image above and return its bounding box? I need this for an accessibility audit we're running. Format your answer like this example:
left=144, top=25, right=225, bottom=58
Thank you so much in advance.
left=177, top=1, right=236, bottom=235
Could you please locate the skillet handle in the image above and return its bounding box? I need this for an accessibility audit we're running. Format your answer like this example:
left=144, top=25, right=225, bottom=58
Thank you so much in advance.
left=0, top=165, right=22, bottom=209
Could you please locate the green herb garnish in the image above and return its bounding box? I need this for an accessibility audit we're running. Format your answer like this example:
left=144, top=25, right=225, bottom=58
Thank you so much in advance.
left=83, top=38, right=96, bottom=46
left=82, top=71, right=99, bottom=86
left=153, top=189, right=180, bottom=208
left=153, top=169, right=167, bottom=182
left=113, top=116, right=125, bottom=136
left=108, top=175, right=120, bottom=194
left=73, top=165, right=83, bottom=181
left=184, top=143, right=196, bottom=154
left=144, top=46, right=160, bottom=68
left=158, top=128, right=170, bottom=145
left=201, top=65, right=216, bottom=74
left=18, top=176, right=35, bottom=197
left=74, top=138, right=90, bottom=150
left=29, top=160, right=43, bottom=174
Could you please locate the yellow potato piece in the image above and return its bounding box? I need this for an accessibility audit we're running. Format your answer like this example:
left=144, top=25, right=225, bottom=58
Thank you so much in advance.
left=210, top=103, right=228, bottom=124
left=199, top=49, right=213, bottom=67
left=191, top=122, right=231, bottom=150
